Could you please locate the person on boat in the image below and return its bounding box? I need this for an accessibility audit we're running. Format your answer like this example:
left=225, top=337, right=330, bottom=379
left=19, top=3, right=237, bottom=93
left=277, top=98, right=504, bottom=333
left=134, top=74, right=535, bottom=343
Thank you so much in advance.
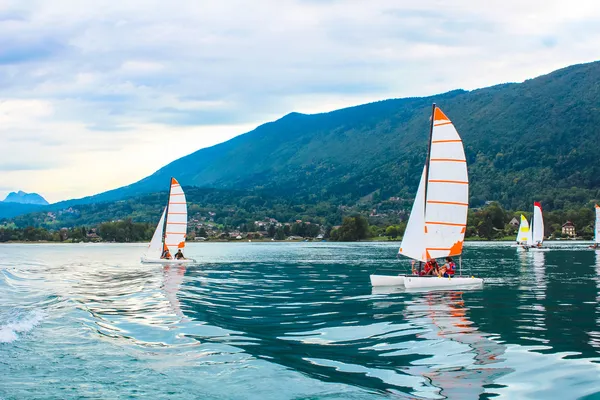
left=174, top=249, right=186, bottom=260
left=421, top=258, right=439, bottom=276
left=438, top=257, right=456, bottom=278
left=161, top=248, right=172, bottom=260
left=410, top=260, right=419, bottom=275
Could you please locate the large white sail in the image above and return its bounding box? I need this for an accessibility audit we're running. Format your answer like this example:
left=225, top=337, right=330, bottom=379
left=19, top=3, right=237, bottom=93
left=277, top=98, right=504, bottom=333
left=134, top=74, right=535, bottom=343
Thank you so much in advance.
left=398, top=166, right=427, bottom=261
left=164, top=178, right=188, bottom=255
left=423, top=107, right=469, bottom=260
left=516, top=214, right=530, bottom=245
left=398, top=106, right=468, bottom=262
left=145, top=207, right=166, bottom=258
left=595, top=204, right=599, bottom=245
left=532, top=202, right=544, bottom=246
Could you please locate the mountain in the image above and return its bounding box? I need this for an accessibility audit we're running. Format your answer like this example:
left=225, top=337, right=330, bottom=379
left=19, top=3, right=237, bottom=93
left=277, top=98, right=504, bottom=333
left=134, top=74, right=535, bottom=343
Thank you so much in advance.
left=55, top=60, right=600, bottom=212
left=5, top=60, right=599, bottom=224
left=3, top=191, right=49, bottom=205
left=0, top=191, right=49, bottom=219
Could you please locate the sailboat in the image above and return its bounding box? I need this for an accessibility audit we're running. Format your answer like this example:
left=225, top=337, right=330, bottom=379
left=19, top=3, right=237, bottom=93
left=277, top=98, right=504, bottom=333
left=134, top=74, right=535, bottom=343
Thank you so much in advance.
left=141, top=177, right=195, bottom=264
left=528, top=202, right=544, bottom=249
left=370, top=104, right=483, bottom=289
left=515, top=215, right=531, bottom=247
left=591, top=204, right=599, bottom=249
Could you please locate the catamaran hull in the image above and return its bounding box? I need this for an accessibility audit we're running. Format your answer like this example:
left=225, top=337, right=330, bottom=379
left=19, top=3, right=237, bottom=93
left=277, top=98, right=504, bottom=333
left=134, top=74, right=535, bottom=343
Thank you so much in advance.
left=404, top=276, right=483, bottom=289
left=141, top=257, right=195, bottom=264
left=370, top=275, right=405, bottom=287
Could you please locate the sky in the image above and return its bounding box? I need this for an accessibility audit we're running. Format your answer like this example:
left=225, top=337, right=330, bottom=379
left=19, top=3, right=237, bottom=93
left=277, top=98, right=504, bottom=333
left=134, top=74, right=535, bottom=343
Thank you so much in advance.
left=1, top=0, right=599, bottom=203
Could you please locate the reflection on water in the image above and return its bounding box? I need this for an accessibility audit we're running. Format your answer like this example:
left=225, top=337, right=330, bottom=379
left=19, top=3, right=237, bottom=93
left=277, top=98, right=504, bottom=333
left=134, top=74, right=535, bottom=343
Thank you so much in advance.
left=1, top=242, right=600, bottom=399
left=163, top=264, right=186, bottom=318
left=590, top=251, right=600, bottom=350
left=400, top=291, right=511, bottom=399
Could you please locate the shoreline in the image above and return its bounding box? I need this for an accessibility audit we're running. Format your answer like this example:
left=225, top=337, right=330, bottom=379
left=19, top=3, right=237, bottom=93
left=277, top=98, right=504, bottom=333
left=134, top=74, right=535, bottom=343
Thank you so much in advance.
left=0, top=238, right=592, bottom=245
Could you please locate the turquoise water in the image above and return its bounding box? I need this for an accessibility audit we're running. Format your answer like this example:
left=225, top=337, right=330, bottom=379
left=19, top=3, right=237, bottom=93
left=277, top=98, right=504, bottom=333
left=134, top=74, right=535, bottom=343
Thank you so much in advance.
left=1, top=242, right=600, bottom=399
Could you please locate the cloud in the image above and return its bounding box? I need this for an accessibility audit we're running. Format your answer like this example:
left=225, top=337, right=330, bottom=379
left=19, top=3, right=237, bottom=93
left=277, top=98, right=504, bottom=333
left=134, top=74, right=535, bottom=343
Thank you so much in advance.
left=0, top=0, right=599, bottom=202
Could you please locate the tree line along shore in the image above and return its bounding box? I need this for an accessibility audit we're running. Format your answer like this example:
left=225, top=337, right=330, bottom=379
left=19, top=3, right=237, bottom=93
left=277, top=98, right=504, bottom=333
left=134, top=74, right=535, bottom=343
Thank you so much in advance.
left=0, top=202, right=596, bottom=243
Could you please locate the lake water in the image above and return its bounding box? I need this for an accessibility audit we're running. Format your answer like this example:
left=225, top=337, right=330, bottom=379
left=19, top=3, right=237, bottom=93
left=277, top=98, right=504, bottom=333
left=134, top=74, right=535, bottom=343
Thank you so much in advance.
left=1, top=242, right=600, bottom=399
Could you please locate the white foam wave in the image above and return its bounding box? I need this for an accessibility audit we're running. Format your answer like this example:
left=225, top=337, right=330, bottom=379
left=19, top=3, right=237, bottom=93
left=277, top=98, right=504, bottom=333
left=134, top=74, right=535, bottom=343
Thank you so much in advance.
left=0, top=310, right=46, bottom=343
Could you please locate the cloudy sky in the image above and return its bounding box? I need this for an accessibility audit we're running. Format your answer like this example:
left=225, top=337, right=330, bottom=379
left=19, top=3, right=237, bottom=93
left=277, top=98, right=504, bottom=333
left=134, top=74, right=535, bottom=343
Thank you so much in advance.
left=1, top=0, right=599, bottom=203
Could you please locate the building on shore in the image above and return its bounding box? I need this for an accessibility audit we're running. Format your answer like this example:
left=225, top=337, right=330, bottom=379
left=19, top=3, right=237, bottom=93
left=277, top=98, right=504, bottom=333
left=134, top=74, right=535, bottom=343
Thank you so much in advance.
left=562, top=221, right=576, bottom=237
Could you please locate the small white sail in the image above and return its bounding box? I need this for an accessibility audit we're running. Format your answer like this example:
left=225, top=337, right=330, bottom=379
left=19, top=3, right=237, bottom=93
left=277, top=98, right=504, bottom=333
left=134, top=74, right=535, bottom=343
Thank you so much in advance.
left=595, top=204, right=599, bottom=245
left=145, top=207, right=166, bottom=259
left=532, top=202, right=544, bottom=246
left=164, top=178, right=188, bottom=255
left=516, top=215, right=530, bottom=245
left=423, top=107, right=468, bottom=260
left=398, top=166, right=427, bottom=262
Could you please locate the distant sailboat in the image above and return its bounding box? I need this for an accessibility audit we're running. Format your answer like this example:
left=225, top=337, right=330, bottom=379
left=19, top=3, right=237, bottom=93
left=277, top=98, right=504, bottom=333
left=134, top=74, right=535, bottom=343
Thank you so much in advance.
left=529, top=202, right=544, bottom=248
left=370, top=104, right=483, bottom=289
left=592, top=204, right=599, bottom=249
left=532, top=202, right=544, bottom=246
left=516, top=215, right=531, bottom=246
left=141, top=177, right=195, bottom=264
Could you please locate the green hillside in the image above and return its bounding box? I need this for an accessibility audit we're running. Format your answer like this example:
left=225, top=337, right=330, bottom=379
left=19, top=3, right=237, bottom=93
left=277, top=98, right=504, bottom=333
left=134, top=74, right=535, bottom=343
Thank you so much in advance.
left=56, top=60, right=600, bottom=212
left=7, top=187, right=346, bottom=229
left=0, top=202, right=46, bottom=219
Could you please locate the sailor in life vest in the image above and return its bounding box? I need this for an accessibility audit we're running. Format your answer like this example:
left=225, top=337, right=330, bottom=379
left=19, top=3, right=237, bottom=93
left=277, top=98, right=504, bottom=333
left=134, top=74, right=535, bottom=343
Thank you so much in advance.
left=421, top=258, right=439, bottom=276
left=439, top=257, right=456, bottom=278
left=161, top=248, right=172, bottom=260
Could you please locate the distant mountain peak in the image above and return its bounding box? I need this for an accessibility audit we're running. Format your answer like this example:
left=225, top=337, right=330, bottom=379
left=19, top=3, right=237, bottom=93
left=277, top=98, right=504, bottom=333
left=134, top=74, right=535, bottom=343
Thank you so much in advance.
left=3, top=191, right=49, bottom=205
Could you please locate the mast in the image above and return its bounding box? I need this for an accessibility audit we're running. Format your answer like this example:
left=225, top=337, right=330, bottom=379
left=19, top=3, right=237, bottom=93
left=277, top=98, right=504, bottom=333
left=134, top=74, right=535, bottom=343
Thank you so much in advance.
left=162, top=177, right=174, bottom=250
left=423, top=103, right=436, bottom=221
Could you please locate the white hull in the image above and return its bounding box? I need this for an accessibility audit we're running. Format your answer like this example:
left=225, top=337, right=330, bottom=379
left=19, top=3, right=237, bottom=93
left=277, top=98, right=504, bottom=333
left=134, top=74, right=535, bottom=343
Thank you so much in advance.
left=404, top=276, right=483, bottom=289
left=370, top=274, right=405, bottom=287
left=141, top=257, right=195, bottom=264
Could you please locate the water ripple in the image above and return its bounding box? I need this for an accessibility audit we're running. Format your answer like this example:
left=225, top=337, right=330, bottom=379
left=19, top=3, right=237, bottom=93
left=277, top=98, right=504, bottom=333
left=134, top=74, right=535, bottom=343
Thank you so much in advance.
left=1, top=242, right=600, bottom=399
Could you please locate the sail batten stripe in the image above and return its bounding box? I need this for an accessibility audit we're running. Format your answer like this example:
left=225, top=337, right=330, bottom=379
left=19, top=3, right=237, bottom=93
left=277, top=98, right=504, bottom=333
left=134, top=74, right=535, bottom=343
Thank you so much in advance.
left=434, top=121, right=453, bottom=127
left=426, top=221, right=467, bottom=227
left=168, top=212, right=187, bottom=215
left=428, top=179, right=468, bottom=184
left=427, top=200, right=469, bottom=206
left=430, top=158, right=467, bottom=162
left=432, top=139, right=461, bottom=143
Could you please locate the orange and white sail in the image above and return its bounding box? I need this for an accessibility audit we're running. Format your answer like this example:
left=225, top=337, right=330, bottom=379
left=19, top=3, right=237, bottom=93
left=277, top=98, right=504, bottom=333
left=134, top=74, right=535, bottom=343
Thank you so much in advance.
left=399, top=106, right=468, bottom=262
left=164, top=178, right=187, bottom=255
left=143, top=178, right=187, bottom=259
left=424, top=107, right=468, bottom=259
